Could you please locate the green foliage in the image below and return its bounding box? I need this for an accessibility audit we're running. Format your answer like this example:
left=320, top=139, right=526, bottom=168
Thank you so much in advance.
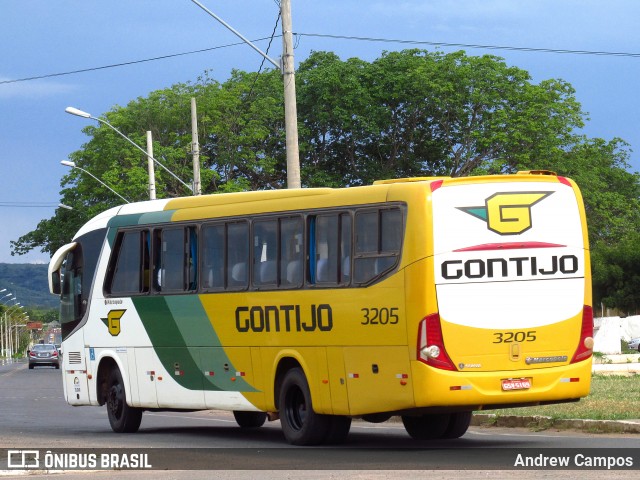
left=592, top=231, right=640, bottom=313
left=10, top=50, right=640, bottom=311
left=297, top=50, right=584, bottom=184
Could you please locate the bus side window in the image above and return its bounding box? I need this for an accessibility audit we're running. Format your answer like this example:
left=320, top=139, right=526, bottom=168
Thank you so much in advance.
left=354, top=211, right=378, bottom=283
left=162, top=228, right=186, bottom=291
left=313, top=215, right=338, bottom=284
left=253, top=220, right=278, bottom=287
left=281, top=217, right=303, bottom=287
left=312, top=213, right=351, bottom=286
left=340, top=213, right=352, bottom=284
left=354, top=208, right=402, bottom=284
left=381, top=209, right=402, bottom=252
left=227, top=221, right=249, bottom=289
left=187, top=227, right=198, bottom=291
left=153, top=227, right=197, bottom=293
left=202, top=224, right=225, bottom=290
left=109, top=230, right=147, bottom=295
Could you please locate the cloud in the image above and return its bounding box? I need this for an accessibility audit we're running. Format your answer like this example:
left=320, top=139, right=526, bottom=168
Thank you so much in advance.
left=0, top=76, right=75, bottom=99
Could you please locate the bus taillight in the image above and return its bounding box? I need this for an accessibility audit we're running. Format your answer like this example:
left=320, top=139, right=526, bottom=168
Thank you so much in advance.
left=418, top=313, right=457, bottom=371
left=571, top=305, right=594, bottom=364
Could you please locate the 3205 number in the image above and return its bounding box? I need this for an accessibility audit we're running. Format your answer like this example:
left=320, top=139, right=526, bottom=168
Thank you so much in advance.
left=361, top=307, right=399, bottom=325
left=493, top=331, right=537, bottom=343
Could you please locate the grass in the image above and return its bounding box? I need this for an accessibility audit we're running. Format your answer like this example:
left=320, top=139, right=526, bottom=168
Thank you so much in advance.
left=494, top=374, right=640, bottom=421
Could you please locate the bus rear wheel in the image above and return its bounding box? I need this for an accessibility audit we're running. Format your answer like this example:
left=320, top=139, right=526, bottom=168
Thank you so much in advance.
left=402, top=412, right=472, bottom=440
left=233, top=411, right=267, bottom=428
left=106, top=368, right=142, bottom=433
left=442, top=411, right=472, bottom=439
left=278, top=367, right=331, bottom=445
left=401, top=413, right=451, bottom=440
left=324, top=415, right=351, bottom=444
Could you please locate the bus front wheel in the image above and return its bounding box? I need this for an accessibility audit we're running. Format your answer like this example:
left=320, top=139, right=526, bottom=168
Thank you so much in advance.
left=106, top=367, right=142, bottom=433
left=278, top=367, right=331, bottom=445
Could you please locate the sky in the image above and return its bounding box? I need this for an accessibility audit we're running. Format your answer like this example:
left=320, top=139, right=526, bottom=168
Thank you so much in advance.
left=1, top=0, right=639, bottom=265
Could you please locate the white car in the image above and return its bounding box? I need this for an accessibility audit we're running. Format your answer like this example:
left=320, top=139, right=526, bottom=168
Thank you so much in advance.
left=628, top=338, right=640, bottom=352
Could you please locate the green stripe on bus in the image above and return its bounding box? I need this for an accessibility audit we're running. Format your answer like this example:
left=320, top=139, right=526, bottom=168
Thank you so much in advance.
left=132, top=295, right=257, bottom=392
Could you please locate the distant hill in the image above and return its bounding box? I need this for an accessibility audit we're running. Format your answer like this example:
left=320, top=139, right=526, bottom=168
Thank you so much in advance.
left=0, top=263, right=58, bottom=309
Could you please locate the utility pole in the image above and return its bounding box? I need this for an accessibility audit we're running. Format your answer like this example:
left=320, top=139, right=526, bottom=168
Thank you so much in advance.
left=191, top=98, right=202, bottom=195
left=280, top=0, right=301, bottom=189
left=190, top=0, right=301, bottom=189
left=146, top=131, right=157, bottom=200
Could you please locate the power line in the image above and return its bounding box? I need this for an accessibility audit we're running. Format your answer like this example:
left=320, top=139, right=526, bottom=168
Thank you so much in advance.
left=0, top=37, right=278, bottom=85
left=2, top=32, right=639, bottom=87
left=247, top=10, right=281, bottom=100
left=296, top=33, right=640, bottom=58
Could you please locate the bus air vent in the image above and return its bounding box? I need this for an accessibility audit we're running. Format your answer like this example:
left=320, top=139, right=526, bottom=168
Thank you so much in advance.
left=68, top=352, right=82, bottom=364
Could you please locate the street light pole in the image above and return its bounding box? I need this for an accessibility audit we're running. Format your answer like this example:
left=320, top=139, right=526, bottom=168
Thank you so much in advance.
left=2, top=304, right=21, bottom=358
left=65, top=107, right=193, bottom=196
left=61, top=161, right=130, bottom=204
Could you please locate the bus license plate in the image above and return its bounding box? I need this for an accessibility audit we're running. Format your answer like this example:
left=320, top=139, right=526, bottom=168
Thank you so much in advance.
left=501, top=378, right=531, bottom=391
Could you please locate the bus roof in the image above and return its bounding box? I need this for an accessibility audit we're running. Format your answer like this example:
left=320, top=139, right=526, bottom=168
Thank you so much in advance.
left=73, top=171, right=574, bottom=236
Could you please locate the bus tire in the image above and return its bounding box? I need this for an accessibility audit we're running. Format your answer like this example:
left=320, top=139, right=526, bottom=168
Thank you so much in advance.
left=401, top=413, right=451, bottom=440
left=233, top=411, right=267, bottom=429
left=106, top=367, right=142, bottom=433
left=324, top=416, right=351, bottom=444
left=442, top=411, right=472, bottom=439
left=279, top=367, right=330, bottom=445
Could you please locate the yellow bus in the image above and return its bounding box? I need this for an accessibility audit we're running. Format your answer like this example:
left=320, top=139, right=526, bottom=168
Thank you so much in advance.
left=48, top=171, right=593, bottom=445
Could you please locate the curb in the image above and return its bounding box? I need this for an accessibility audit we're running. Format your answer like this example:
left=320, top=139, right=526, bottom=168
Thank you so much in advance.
left=471, top=413, right=640, bottom=434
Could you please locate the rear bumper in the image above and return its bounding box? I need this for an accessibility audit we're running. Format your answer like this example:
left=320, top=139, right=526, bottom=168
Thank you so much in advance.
left=410, top=359, right=592, bottom=409
left=29, top=357, right=60, bottom=367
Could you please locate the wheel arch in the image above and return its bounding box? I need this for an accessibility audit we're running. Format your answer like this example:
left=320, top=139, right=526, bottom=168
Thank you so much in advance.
left=269, top=348, right=329, bottom=413
left=273, top=355, right=303, bottom=410
left=95, top=355, right=126, bottom=406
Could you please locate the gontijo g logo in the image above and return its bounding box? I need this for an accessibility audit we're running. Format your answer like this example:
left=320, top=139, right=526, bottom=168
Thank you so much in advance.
left=101, top=309, right=126, bottom=336
left=457, top=191, right=553, bottom=235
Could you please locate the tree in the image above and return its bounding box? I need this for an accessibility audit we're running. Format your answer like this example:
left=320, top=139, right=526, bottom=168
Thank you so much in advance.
left=592, top=231, right=640, bottom=314
left=296, top=49, right=585, bottom=185
left=527, top=137, right=640, bottom=245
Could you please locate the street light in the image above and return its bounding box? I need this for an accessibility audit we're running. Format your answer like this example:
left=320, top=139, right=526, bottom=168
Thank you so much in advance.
left=5, top=303, right=22, bottom=313
left=1, top=303, right=22, bottom=358
left=65, top=107, right=193, bottom=194
left=0, top=294, right=16, bottom=305
left=61, top=160, right=130, bottom=204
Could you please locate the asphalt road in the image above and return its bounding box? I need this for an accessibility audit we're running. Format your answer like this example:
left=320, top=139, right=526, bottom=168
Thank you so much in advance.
left=1, top=359, right=638, bottom=477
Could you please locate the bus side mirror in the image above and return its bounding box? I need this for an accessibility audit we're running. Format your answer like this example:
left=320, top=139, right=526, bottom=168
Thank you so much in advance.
left=51, top=271, right=61, bottom=295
